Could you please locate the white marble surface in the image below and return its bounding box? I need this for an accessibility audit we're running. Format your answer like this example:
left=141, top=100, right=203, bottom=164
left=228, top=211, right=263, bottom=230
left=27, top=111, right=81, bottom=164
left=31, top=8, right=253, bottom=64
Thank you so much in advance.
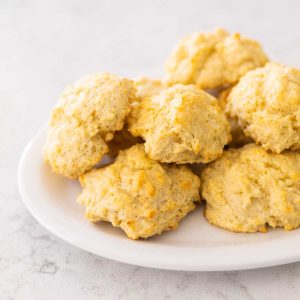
left=1, top=0, right=300, bottom=299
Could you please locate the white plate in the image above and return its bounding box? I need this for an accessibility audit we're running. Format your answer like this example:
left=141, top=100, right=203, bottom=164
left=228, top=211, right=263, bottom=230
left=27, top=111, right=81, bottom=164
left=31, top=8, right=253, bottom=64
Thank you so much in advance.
left=18, top=127, right=300, bottom=271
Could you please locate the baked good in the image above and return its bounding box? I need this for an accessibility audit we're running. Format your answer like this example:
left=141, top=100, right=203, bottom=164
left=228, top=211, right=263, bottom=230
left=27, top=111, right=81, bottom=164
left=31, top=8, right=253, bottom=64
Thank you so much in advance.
left=135, top=77, right=164, bottom=101
left=201, top=144, right=300, bottom=232
left=78, top=144, right=201, bottom=239
left=227, top=62, right=300, bottom=153
left=44, top=122, right=107, bottom=178
left=164, top=28, right=268, bottom=89
left=50, top=73, right=136, bottom=139
left=44, top=73, right=136, bottom=178
left=128, top=84, right=231, bottom=163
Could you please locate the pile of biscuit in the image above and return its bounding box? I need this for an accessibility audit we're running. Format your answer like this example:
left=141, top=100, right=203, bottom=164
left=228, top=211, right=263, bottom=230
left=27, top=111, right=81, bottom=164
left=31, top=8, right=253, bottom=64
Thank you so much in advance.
left=44, top=28, right=300, bottom=239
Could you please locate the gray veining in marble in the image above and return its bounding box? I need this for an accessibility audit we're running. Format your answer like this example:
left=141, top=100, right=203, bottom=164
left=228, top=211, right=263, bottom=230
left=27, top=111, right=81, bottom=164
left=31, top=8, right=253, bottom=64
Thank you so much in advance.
left=1, top=0, right=300, bottom=299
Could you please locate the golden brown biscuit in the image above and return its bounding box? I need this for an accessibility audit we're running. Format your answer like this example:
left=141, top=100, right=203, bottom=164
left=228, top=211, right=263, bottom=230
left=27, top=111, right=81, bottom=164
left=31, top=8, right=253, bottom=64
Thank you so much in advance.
left=50, top=73, right=136, bottom=140
left=78, top=144, right=201, bottom=239
left=128, top=84, right=231, bottom=164
left=201, top=144, right=300, bottom=232
left=218, top=88, right=253, bottom=148
left=135, top=77, right=164, bottom=101
left=164, top=28, right=268, bottom=90
left=44, top=123, right=108, bottom=179
left=44, top=73, right=136, bottom=178
left=227, top=62, right=300, bottom=153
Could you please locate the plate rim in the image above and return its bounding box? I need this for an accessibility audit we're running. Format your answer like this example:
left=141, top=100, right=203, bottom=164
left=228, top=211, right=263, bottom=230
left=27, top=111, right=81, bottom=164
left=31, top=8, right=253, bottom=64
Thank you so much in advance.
left=17, top=127, right=300, bottom=272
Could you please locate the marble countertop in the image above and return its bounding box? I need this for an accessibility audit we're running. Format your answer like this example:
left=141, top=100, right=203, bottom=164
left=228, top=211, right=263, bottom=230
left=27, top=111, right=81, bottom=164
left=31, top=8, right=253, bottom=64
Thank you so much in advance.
left=1, top=0, right=300, bottom=299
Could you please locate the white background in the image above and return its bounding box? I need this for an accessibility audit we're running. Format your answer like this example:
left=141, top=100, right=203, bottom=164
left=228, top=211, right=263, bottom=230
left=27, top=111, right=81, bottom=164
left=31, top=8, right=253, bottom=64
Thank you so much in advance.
left=1, top=0, right=300, bottom=299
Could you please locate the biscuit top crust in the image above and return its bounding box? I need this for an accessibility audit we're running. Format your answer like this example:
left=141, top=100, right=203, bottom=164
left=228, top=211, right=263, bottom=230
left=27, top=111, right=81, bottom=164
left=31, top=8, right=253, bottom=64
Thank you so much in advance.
left=134, top=77, right=164, bottom=101
left=227, top=62, right=300, bottom=153
left=128, top=84, right=231, bottom=163
left=78, top=144, right=201, bottom=239
left=201, top=144, right=300, bottom=232
left=50, top=73, right=136, bottom=141
left=44, top=122, right=108, bottom=179
left=164, top=28, right=268, bottom=89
